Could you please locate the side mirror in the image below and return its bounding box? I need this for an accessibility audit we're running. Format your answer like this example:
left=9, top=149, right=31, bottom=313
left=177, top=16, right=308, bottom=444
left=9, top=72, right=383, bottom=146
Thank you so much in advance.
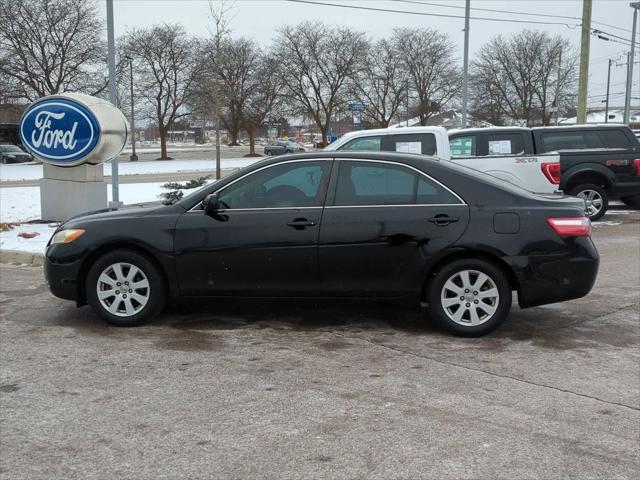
left=203, top=193, right=220, bottom=216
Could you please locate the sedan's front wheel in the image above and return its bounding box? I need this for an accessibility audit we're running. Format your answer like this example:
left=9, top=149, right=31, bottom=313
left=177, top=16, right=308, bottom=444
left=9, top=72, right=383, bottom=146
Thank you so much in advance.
left=86, top=249, right=166, bottom=326
left=427, top=258, right=512, bottom=336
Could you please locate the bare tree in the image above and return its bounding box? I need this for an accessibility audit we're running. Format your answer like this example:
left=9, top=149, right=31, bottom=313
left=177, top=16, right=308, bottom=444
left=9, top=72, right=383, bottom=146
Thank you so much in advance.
left=242, top=54, right=283, bottom=156
left=350, top=39, right=407, bottom=128
left=470, top=30, right=577, bottom=126
left=393, top=28, right=460, bottom=126
left=120, top=24, right=200, bottom=160
left=0, top=0, right=107, bottom=102
left=274, top=22, right=367, bottom=146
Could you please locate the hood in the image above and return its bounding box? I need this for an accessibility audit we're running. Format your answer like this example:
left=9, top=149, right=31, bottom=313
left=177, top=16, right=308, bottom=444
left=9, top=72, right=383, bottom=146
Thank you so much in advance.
left=62, top=204, right=174, bottom=227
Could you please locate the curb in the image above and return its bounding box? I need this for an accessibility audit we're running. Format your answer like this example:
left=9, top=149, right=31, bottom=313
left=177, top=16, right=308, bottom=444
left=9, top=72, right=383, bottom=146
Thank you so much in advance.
left=0, top=249, right=44, bottom=266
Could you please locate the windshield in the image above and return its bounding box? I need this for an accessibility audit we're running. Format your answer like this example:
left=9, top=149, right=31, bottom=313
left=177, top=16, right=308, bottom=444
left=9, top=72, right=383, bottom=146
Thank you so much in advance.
left=0, top=145, right=24, bottom=153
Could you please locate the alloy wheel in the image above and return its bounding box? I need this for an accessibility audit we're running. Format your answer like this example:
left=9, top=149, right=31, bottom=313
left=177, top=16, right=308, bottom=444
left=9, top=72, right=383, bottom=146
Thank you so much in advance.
left=96, top=262, right=150, bottom=317
left=577, top=189, right=603, bottom=218
left=440, top=269, right=500, bottom=326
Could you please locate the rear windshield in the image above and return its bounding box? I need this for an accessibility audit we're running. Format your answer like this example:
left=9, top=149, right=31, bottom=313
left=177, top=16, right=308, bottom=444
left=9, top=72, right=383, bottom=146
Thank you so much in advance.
left=440, top=159, right=536, bottom=197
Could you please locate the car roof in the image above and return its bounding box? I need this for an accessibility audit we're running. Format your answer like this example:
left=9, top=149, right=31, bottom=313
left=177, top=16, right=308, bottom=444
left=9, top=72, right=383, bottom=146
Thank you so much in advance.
left=339, top=126, right=446, bottom=139
left=448, top=126, right=530, bottom=135
left=531, top=124, right=630, bottom=131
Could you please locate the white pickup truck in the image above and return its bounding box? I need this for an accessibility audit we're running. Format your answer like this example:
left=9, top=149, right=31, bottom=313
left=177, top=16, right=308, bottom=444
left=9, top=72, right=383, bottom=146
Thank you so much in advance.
left=324, top=126, right=561, bottom=194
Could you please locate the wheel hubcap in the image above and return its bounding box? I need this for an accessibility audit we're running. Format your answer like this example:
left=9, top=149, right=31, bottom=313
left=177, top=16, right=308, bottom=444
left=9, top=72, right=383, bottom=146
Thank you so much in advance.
left=97, top=262, right=150, bottom=317
left=440, top=269, right=499, bottom=327
left=577, top=189, right=603, bottom=217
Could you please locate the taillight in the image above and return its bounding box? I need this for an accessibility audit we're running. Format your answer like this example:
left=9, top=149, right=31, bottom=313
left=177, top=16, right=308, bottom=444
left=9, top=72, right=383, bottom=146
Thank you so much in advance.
left=547, top=217, right=592, bottom=237
left=633, top=159, right=640, bottom=176
left=541, top=162, right=561, bottom=184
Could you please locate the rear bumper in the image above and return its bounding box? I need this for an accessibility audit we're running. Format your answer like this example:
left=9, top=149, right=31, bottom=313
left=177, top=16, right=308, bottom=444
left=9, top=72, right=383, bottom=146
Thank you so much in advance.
left=44, top=255, right=83, bottom=303
left=513, top=237, right=599, bottom=308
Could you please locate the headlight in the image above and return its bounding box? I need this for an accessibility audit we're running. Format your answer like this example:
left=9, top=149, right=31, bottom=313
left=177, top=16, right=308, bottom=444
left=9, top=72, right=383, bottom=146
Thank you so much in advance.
left=51, top=229, right=85, bottom=245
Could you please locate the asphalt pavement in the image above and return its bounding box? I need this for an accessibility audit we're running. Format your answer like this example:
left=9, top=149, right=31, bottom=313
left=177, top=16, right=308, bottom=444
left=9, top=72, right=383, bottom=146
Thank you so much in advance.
left=0, top=211, right=639, bottom=479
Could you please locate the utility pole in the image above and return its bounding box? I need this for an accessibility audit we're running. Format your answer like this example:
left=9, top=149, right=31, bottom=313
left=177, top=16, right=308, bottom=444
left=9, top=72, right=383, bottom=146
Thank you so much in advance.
left=624, top=2, right=640, bottom=124
left=576, top=0, right=592, bottom=124
left=604, top=59, right=612, bottom=123
left=555, top=47, right=562, bottom=126
left=106, top=0, right=120, bottom=207
left=461, top=0, right=470, bottom=129
left=406, top=79, right=410, bottom=127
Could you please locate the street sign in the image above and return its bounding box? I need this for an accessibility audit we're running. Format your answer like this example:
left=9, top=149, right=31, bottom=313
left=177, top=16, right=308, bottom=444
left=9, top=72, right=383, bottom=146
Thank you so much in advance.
left=348, top=102, right=366, bottom=112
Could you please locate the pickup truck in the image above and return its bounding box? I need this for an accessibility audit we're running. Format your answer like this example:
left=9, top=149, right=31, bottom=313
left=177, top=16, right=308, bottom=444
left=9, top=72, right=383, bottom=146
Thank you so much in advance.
left=324, top=126, right=560, bottom=195
left=448, top=124, right=640, bottom=220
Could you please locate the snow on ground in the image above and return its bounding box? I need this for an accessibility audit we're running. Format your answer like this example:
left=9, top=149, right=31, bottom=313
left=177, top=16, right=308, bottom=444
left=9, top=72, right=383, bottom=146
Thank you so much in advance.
left=1, top=182, right=168, bottom=223
left=0, top=223, right=58, bottom=254
left=0, top=157, right=260, bottom=182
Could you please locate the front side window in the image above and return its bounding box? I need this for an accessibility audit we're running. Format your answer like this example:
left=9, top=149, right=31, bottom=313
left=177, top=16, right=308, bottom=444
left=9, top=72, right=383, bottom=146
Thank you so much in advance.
left=218, top=161, right=329, bottom=209
left=449, top=136, right=476, bottom=156
left=334, top=160, right=461, bottom=206
left=339, top=136, right=382, bottom=151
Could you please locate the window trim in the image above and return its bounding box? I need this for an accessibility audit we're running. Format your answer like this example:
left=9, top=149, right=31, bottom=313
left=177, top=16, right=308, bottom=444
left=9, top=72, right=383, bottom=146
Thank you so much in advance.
left=328, top=158, right=466, bottom=208
left=188, top=158, right=333, bottom=212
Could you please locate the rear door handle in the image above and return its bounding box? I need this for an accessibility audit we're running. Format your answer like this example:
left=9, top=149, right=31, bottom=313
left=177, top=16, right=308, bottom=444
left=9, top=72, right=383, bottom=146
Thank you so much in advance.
left=428, top=215, right=459, bottom=226
left=287, top=218, right=317, bottom=230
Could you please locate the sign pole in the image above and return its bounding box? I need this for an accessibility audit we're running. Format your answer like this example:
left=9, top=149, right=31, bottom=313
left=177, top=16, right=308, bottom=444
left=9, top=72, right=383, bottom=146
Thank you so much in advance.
left=106, top=0, right=120, bottom=207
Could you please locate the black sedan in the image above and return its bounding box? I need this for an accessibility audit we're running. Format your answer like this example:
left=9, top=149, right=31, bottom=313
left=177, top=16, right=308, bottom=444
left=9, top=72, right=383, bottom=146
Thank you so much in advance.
left=0, top=144, right=32, bottom=164
left=44, top=152, right=599, bottom=336
left=264, top=140, right=305, bottom=156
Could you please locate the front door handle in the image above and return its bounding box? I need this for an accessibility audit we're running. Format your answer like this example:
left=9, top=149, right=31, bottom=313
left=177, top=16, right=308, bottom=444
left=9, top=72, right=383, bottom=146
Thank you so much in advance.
left=428, top=215, right=459, bottom=226
left=287, top=218, right=317, bottom=230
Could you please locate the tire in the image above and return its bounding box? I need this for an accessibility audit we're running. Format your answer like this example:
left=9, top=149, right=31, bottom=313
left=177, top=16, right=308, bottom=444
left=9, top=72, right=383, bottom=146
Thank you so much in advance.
left=620, top=194, right=640, bottom=210
left=86, top=249, right=166, bottom=327
left=265, top=150, right=271, bottom=155
left=426, top=258, right=512, bottom=337
left=568, top=183, right=608, bottom=221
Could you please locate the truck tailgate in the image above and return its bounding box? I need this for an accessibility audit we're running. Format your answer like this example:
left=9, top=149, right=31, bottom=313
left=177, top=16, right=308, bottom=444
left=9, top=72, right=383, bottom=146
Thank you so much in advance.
left=450, top=153, right=560, bottom=194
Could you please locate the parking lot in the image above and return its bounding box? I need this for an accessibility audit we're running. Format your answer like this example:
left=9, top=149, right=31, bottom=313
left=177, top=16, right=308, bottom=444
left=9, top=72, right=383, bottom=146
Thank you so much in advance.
left=0, top=207, right=638, bottom=479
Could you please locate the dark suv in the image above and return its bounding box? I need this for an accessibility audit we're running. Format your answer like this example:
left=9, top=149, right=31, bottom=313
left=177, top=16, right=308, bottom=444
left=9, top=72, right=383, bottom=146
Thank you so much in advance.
left=449, top=125, right=640, bottom=220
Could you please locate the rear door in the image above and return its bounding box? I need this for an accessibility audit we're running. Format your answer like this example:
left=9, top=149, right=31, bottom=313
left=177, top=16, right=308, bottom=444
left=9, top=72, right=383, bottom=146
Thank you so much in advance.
left=318, top=158, right=469, bottom=296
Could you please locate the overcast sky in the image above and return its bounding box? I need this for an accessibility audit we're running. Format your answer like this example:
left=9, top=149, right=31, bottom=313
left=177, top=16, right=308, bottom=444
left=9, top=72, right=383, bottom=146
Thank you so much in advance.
left=101, top=0, right=636, bottom=109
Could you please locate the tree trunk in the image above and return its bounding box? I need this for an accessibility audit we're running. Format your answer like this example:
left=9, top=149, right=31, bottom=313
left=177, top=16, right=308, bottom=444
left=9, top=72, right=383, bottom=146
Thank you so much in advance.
left=321, top=127, right=328, bottom=147
left=228, top=128, right=240, bottom=146
left=159, top=124, right=169, bottom=160
left=248, top=128, right=256, bottom=155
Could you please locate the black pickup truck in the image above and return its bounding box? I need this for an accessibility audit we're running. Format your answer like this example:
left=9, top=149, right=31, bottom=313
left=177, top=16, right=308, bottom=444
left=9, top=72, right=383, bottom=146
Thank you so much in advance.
left=448, top=124, right=640, bottom=220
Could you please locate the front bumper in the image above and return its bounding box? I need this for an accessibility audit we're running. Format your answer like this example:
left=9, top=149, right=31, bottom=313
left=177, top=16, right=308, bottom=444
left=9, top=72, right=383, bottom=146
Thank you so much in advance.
left=513, top=237, right=599, bottom=308
left=44, top=254, right=83, bottom=303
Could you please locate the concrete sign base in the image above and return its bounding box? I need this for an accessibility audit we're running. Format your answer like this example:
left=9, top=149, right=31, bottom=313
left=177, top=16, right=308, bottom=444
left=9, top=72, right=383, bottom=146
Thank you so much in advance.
left=40, top=164, right=107, bottom=221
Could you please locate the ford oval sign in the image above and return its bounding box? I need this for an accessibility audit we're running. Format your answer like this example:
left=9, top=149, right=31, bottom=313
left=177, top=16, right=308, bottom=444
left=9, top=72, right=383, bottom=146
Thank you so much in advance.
left=20, top=97, right=101, bottom=166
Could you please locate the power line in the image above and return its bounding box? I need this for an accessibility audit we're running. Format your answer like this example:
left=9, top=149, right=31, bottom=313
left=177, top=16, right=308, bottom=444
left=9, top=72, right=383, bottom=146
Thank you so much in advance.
left=284, top=0, right=580, bottom=27
left=394, top=0, right=631, bottom=33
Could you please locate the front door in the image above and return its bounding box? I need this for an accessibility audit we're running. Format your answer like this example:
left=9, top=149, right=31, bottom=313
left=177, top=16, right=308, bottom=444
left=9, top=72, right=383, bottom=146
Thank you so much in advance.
left=318, top=159, right=469, bottom=297
left=174, top=159, right=332, bottom=296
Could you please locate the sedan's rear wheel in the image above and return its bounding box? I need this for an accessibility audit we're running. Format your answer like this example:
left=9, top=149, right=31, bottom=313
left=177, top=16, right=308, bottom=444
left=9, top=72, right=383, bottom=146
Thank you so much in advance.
left=86, top=249, right=165, bottom=326
left=427, top=258, right=512, bottom=336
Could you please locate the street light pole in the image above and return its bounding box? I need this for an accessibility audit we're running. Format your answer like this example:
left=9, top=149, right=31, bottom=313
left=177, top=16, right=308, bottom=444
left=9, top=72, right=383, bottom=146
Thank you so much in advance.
left=106, top=0, right=120, bottom=207
left=126, top=57, right=138, bottom=161
left=461, top=0, right=470, bottom=129
left=624, top=2, right=640, bottom=124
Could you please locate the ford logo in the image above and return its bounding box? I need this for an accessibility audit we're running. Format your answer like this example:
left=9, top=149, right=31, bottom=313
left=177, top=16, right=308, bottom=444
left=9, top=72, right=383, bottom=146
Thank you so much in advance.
left=20, top=97, right=101, bottom=166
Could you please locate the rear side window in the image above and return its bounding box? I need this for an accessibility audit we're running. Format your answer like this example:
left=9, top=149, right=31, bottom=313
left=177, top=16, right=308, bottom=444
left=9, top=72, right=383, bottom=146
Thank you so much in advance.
left=597, top=129, right=632, bottom=149
left=487, top=133, right=526, bottom=155
left=334, top=160, right=461, bottom=206
left=539, top=131, right=602, bottom=151
left=340, top=136, right=382, bottom=151
left=449, top=135, right=476, bottom=156
left=391, top=133, right=437, bottom=155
